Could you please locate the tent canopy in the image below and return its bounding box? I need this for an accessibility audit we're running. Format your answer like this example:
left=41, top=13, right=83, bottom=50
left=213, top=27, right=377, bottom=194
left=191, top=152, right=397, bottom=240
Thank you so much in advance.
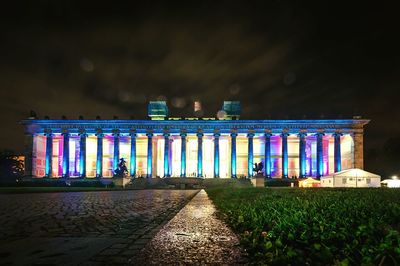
left=299, top=177, right=320, bottom=187
left=326, top=168, right=380, bottom=179
left=299, top=177, right=320, bottom=183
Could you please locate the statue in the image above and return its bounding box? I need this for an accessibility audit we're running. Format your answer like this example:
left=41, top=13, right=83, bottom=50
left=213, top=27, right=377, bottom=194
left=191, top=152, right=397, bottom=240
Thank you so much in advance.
left=253, top=161, right=264, bottom=176
left=114, top=158, right=128, bottom=177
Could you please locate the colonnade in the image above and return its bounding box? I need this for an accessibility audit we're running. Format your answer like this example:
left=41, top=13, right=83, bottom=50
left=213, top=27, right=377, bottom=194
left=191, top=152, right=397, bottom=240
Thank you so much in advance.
left=42, top=130, right=344, bottom=179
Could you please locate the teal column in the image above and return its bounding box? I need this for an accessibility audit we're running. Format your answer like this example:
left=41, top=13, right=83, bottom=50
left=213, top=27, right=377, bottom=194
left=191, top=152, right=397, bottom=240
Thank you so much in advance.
left=316, top=132, right=324, bottom=179
left=214, top=133, right=220, bottom=178
left=164, top=133, right=170, bottom=177
left=45, top=132, right=53, bottom=177
left=230, top=132, right=237, bottom=178
left=180, top=133, right=187, bottom=177
left=248, top=133, right=254, bottom=177
left=264, top=132, right=272, bottom=178
left=281, top=132, right=289, bottom=178
left=79, top=132, right=86, bottom=178
left=113, top=132, right=120, bottom=176
left=168, top=139, right=173, bottom=177
left=62, top=132, right=70, bottom=178
left=96, top=132, right=103, bottom=178
left=298, top=132, right=307, bottom=178
left=333, top=132, right=342, bottom=173
left=130, top=132, right=136, bottom=177
left=146, top=133, right=153, bottom=178
left=197, top=133, right=203, bottom=177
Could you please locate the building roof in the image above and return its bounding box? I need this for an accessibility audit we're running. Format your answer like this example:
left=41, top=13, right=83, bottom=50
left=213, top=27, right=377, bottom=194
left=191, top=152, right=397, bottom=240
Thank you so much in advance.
left=324, top=168, right=380, bottom=179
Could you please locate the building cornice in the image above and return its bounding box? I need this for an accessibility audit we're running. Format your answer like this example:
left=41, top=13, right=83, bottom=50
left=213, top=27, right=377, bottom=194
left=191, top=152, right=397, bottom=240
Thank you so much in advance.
left=20, top=119, right=370, bottom=135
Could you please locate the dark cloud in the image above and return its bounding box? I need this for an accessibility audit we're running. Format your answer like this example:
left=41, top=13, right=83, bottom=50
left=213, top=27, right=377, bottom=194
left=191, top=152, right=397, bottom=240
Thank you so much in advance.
left=0, top=0, right=399, bottom=175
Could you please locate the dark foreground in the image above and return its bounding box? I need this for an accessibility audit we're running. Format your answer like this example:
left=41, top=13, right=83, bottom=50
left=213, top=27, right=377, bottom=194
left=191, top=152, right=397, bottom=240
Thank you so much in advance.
left=0, top=189, right=198, bottom=265
left=207, top=187, right=400, bottom=265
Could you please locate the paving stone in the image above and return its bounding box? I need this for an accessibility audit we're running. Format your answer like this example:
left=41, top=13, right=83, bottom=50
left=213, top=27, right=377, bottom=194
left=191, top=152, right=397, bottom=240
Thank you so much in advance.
left=122, top=249, right=140, bottom=256
left=0, top=189, right=199, bottom=265
left=100, top=248, right=121, bottom=256
left=110, top=243, right=127, bottom=249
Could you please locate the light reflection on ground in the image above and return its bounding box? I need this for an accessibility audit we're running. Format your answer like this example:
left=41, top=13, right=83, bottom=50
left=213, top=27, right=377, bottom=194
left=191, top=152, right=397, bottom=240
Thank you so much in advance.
left=134, top=190, right=246, bottom=264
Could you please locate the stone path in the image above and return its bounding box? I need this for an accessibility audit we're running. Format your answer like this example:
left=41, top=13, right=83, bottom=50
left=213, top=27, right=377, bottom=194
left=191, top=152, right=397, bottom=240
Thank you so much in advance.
left=0, top=189, right=199, bottom=265
left=133, top=189, right=247, bottom=265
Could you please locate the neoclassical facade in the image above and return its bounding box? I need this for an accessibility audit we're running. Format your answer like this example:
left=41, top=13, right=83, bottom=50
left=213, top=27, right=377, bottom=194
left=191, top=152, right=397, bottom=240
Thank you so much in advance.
left=20, top=102, right=369, bottom=179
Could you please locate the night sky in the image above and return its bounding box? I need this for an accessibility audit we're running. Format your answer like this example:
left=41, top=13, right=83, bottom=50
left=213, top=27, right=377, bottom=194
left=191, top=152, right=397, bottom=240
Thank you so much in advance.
left=1, top=1, right=399, bottom=175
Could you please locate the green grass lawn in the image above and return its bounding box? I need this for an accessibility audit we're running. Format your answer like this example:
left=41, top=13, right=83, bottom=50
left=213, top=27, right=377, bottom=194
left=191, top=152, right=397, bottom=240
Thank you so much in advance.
left=206, top=187, right=400, bottom=265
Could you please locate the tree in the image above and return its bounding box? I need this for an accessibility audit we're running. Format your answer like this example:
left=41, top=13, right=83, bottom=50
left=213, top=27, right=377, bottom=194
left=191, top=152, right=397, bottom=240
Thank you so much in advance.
left=0, top=150, right=24, bottom=182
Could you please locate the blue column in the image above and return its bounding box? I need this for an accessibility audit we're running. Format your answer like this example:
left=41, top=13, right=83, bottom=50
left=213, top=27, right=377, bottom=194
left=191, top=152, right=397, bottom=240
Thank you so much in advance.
left=333, top=132, right=342, bottom=173
left=281, top=132, right=289, bottom=178
left=197, top=133, right=203, bottom=177
left=62, top=132, right=69, bottom=178
left=163, top=133, right=170, bottom=177
left=180, top=133, right=187, bottom=177
left=298, top=132, right=307, bottom=178
left=264, top=132, right=272, bottom=178
left=45, top=132, right=53, bottom=177
left=113, top=132, right=120, bottom=177
left=146, top=133, right=153, bottom=178
left=214, top=133, right=220, bottom=178
left=79, top=132, right=87, bottom=178
left=230, top=132, right=237, bottom=178
left=168, top=139, right=173, bottom=177
left=316, top=132, right=324, bottom=179
left=96, top=132, right=103, bottom=178
left=130, top=133, right=136, bottom=177
left=248, top=133, right=254, bottom=177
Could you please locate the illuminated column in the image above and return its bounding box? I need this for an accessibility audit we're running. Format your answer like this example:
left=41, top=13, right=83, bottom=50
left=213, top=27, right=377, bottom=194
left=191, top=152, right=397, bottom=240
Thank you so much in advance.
left=353, top=131, right=364, bottom=169
left=96, top=132, right=103, bottom=178
left=230, top=132, right=237, bottom=178
left=247, top=133, right=254, bottom=177
left=130, top=132, right=136, bottom=177
left=316, top=132, right=324, bottom=179
left=264, top=132, right=272, bottom=178
left=298, top=132, right=307, bottom=178
left=62, top=131, right=70, bottom=178
left=180, top=132, right=187, bottom=177
left=281, top=132, right=289, bottom=178
left=45, top=131, right=53, bottom=177
left=333, top=132, right=342, bottom=172
left=113, top=131, right=120, bottom=176
left=168, top=139, right=173, bottom=177
left=146, top=132, right=153, bottom=178
left=79, top=131, right=87, bottom=178
left=163, top=133, right=170, bottom=177
left=214, top=132, right=220, bottom=178
left=197, top=133, right=203, bottom=177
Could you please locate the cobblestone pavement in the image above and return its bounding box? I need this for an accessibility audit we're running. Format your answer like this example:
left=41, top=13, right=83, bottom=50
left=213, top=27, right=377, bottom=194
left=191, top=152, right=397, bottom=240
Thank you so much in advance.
left=133, top=190, right=247, bottom=265
left=0, top=189, right=199, bottom=265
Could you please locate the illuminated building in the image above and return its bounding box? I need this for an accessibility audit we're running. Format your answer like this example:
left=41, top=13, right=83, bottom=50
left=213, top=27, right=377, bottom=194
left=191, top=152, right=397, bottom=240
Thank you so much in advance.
left=20, top=101, right=369, bottom=179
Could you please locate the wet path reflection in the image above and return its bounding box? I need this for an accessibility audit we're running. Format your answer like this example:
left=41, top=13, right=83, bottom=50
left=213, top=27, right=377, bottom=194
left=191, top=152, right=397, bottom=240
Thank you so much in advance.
left=134, top=189, right=246, bottom=265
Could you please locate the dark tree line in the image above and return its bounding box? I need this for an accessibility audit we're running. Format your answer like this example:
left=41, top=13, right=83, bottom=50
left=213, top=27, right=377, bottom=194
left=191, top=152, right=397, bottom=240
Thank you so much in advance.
left=0, top=150, right=24, bottom=182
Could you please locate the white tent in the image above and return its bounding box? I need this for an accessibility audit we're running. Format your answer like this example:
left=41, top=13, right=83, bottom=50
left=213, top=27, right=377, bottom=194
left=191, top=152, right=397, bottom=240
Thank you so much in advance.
left=299, top=177, right=321, bottom=188
left=321, top=168, right=381, bottom=188
left=381, top=178, right=400, bottom=188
